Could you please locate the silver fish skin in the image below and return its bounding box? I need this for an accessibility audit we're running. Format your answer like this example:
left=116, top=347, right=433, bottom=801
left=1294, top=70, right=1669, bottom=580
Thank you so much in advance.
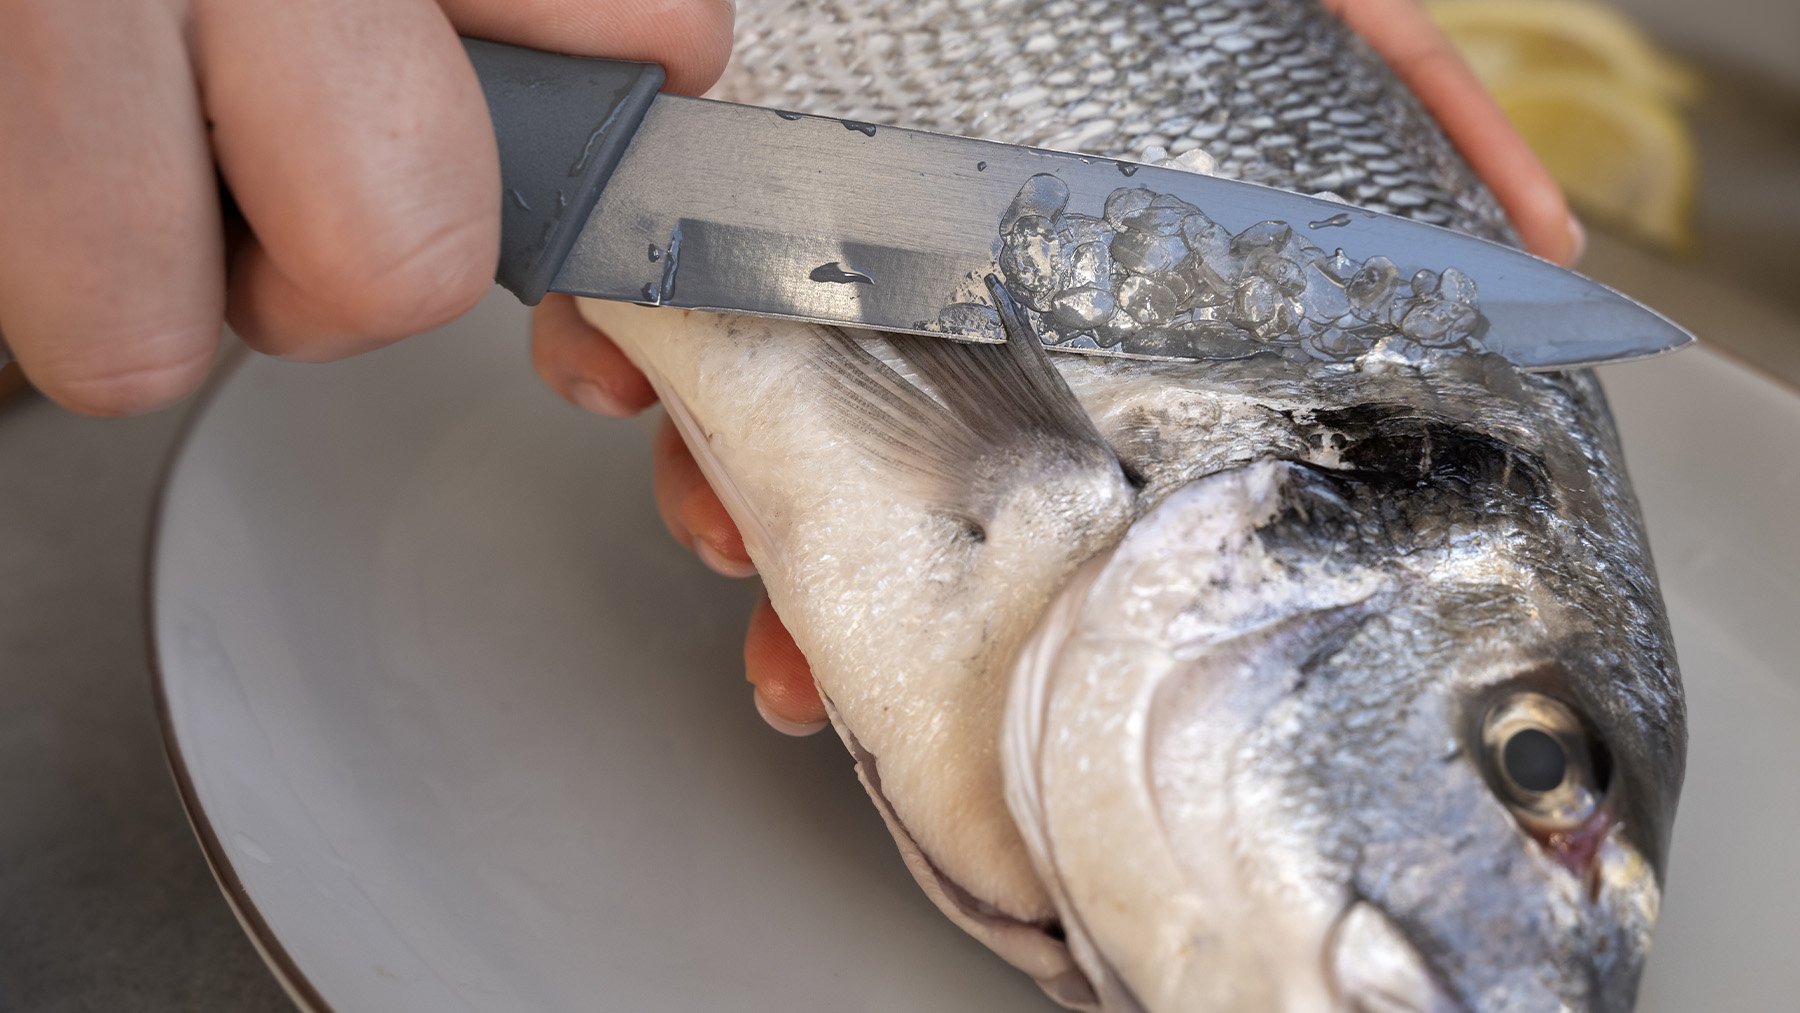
left=578, top=1, right=1686, bottom=1010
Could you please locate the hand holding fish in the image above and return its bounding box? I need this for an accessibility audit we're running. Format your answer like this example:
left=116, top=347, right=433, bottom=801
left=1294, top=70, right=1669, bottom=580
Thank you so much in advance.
left=0, top=0, right=733, bottom=416
left=531, top=290, right=831, bottom=734
left=559, top=1, right=1684, bottom=1006
left=532, top=0, right=1585, bottom=737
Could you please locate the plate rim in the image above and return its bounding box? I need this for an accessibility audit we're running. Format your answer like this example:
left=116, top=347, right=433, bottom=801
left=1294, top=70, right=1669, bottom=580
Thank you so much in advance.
left=144, top=348, right=333, bottom=1013
left=142, top=340, right=1798, bottom=1013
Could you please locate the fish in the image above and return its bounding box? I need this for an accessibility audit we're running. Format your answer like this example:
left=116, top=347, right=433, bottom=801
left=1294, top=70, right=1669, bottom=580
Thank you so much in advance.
left=575, top=1, right=1687, bottom=1009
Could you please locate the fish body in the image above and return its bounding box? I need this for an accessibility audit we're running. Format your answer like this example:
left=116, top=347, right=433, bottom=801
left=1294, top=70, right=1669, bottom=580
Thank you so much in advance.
left=578, top=1, right=1686, bottom=1009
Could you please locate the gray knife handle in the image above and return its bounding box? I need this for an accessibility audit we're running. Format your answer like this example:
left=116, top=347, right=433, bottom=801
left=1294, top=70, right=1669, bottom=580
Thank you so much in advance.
left=462, top=38, right=665, bottom=305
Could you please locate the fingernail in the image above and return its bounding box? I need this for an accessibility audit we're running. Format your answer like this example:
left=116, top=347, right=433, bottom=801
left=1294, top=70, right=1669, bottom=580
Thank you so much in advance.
left=696, top=538, right=757, bottom=578
left=755, top=691, right=827, bottom=737
left=569, top=380, right=623, bottom=417
left=1566, top=215, right=1587, bottom=264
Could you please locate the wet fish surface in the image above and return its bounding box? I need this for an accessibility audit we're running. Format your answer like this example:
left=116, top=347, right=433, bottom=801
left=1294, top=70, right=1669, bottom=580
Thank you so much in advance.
left=577, top=1, right=1687, bottom=1009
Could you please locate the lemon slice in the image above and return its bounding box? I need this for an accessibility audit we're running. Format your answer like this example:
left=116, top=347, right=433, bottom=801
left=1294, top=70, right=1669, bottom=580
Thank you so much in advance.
left=1490, top=70, right=1699, bottom=250
left=1428, top=0, right=1701, bottom=251
left=1429, top=0, right=1700, bottom=105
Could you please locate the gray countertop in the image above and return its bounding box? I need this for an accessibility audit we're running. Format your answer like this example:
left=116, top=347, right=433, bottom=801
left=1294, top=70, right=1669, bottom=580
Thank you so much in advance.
left=0, top=393, right=287, bottom=1011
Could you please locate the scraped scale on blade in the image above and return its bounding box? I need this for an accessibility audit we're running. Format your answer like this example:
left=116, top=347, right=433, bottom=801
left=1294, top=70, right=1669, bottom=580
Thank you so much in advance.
left=577, top=1, right=1685, bottom=1010
left=954, top=171, right=1499, bottom=366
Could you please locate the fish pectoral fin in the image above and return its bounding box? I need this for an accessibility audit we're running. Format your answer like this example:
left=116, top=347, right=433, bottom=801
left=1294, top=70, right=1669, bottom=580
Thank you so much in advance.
left=816, top=277, right=1127, bottom=523
left=894, top=277, right=1113, bottom=461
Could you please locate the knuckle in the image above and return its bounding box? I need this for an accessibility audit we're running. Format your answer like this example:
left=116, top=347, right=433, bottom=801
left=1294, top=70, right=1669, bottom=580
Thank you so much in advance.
left=42, top=324, right=217, bottom=416
left=297, top=209, right=495, bottom=338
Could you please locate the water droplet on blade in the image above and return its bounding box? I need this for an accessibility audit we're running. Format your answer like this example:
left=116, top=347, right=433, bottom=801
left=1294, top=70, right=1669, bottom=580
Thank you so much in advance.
left=809, top=262, right=875, bottom=285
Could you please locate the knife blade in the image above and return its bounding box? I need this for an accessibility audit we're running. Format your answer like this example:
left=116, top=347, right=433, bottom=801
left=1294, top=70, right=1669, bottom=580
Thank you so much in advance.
left=469, top=38, right=1693, bottom=372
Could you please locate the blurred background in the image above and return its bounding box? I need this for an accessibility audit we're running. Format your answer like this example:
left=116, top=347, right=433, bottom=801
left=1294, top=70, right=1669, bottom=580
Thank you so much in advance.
left=1426, top=0, right=1800, bottom=378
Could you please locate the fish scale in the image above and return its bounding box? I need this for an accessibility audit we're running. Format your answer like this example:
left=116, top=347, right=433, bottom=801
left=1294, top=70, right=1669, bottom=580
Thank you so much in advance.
left=717, top=0, right=1508, bottom=238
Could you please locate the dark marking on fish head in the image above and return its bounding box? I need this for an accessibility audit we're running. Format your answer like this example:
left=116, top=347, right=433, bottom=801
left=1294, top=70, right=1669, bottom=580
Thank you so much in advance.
left=1300, top=404, right=1553, bottom=502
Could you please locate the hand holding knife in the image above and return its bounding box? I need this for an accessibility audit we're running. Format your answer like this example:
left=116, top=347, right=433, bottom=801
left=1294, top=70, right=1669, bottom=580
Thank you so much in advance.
left=0, top=31, right=1692, bottom=387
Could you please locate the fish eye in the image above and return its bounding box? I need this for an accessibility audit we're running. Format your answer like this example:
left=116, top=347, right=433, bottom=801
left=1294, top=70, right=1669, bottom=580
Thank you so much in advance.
left=1481, top=693, right=1606, bottom=831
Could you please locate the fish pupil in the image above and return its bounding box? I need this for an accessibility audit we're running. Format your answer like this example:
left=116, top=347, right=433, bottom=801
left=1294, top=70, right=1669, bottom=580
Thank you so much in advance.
left=1504, top=728, right=1567, bottom=793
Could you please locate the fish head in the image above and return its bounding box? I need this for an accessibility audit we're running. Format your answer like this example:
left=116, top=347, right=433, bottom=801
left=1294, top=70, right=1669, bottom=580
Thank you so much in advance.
left=1004, top=418, right=1684, bottom=1012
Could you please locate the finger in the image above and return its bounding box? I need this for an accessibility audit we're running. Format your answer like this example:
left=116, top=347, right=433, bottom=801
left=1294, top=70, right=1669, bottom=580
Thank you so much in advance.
left=195, top=0, right=498, bottom=359
left=1327, top=0, right=1582, bottom=264
left=651, top=417, right=756, bottom=577
left=746, top=596, right=824, bottom=736
left=0, top=2, right=222, bottom=416
left=439, top=0, right=736, bottom=96
left=531, top=295, right=658, bottom=417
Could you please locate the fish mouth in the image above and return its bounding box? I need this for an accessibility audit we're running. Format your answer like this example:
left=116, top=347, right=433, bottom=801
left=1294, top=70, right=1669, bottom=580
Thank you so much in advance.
left=1325, top=901, right=1467, bottom=1013
left=1324, top=829, right=1663, bottom=1013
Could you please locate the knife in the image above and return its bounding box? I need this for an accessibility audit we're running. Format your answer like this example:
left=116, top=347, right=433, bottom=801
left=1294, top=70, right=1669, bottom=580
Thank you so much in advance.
left=463, top=38, right=1696, bottom=372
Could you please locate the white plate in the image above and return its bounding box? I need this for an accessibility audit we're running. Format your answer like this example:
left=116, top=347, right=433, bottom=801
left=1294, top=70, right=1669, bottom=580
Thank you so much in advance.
left=152, top=294, right=1800, bottom=1011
